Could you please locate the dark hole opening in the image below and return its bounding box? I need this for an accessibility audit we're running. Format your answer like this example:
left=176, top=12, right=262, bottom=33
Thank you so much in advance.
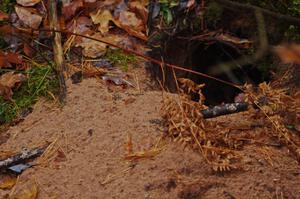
left=149, top=39, right=268, bottom=106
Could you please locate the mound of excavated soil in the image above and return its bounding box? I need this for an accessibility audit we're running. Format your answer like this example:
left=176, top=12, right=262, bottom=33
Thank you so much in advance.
left=0, top=70, right=299, bottom=199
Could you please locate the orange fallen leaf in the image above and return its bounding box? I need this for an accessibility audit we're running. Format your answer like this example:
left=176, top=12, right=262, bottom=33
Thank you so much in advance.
left=128, top=1, right=149, bottom=24
left=90, top=9, right=115, bottom=34
left=274, top=43, right=300, bottom=64
left=0, top=174, right=17, bottom=190
left=75, top=33, right=108, bottom=58
left=76, top=33, right=130, bottom=58
left=66, top=16, right=93, bottom=34
left=62, top=0, right=84, bottom=20
left=0, top=11, right=9, bottom=21
left=0, top=72, right=27, bottom=88
left=115, top=11, right=147, bottom=41
left=0, top=50, right=23, bottom=68
left=10, top=180, right=38, bottom=199
left=15, top=6, right=43, bottom=29
left=23, top=43, right=35, bottom=58
left=0, top=24, right=36, bottom=35
left=0, top=72, right=27, bottom=100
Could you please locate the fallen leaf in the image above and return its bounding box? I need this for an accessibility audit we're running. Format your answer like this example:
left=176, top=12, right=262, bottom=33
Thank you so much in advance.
left=117, top=11, right=144, bottom=32
left=115, top=11, right=147, bottom=40
left=0, top=174, right=17, bottom=189
left=274, top=43, right=300, bottom=64
left=124, top=97, right=136, bottom=105
left=0, top=24, right=35, bottom=35
left=0, top=72, right=27, bottom=100
left=62, top=0, right=84, bottom=20
left=90, top=9, right=115, bottom=34
left=128, top=1, right=148, bottom=24
left=65, top=16, right=94, bottom=48
left=54, top=149, right=67, bottom=162
left=0, top=11, right=9, bottom=21
left=67, top=16, right=93, bottom=34
left=15, top=6, right=42, bottom=29
left=75, top=33, right=108, bottom=58
left=0, top=72, right=27, bottom=88
left=23, top=43, right=35, bottom=58
left=16, top=0, right=41, bottom=6
left=76, top=33, right=128, bottom=58
left=10, top=180, right=38, bottom=199
left=0, top=50, right=23, bottom=68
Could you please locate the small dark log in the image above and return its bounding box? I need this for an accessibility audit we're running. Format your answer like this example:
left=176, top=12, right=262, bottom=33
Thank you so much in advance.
left=201, top=102, right=248, bottom=119
left=0, top=146, right=46, bottom=170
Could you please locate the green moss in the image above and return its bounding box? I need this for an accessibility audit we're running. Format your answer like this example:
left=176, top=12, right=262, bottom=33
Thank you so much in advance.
left=0, top=65, right=59, bottom=123
left=105, top=49, right=137, bottom=72
left=284, top=25, right=300, bottom=41
left=0, top=0, right=15, bottom=13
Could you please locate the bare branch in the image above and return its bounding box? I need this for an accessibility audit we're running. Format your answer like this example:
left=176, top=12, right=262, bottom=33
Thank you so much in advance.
left=215, top=0, right=300, bottom=26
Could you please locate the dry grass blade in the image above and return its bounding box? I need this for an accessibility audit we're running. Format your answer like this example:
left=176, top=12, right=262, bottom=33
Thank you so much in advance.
left=100, top=167, right=132, bottom=185
left=37, top=138, right=59, bottom=166
left=124, top=147, right=163, bottom=161
left=124, top=133, right=164, bottom=161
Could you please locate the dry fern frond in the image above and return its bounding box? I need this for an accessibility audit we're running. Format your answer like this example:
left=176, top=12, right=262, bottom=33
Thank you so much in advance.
left=245, top=82, right=300, bottom=162
left=162, top=78, right=241, bottom=172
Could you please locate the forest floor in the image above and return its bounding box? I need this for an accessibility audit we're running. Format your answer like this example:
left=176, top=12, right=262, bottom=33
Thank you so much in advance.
left=0, top=66, right=300, bottom=199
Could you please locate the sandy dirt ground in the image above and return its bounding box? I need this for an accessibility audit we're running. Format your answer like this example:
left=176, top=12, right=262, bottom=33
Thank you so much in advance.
left=0, top=68, right=300, bottom=199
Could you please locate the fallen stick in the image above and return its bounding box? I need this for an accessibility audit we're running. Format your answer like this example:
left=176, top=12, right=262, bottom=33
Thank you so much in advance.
left=0, top=146, right=47, bottom=170
left=48, top=0, right=67, bottom=103
left=201, top=102, right=249, bottom=119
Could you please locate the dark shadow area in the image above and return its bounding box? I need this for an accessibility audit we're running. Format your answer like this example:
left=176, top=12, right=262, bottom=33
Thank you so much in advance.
left=148, top=39, right=268, bottom=105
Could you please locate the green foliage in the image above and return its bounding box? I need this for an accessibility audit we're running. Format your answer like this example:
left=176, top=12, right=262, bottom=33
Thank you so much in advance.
left=233, top=0, right=300, bottom=16
left=160, top=5, right=173, bottom=24
left=105, top=49, right=137, bottom=72
left=159, top=0, right=179, bottom=8
left=288, top=0, right=300, bottom=16
left=0, top=0, right=15, bottom=13
left=158, top=0, right=178, bottom=25
left=0, top=65, right=59, bottom=123
left=284, top=25, right=300, bottom=41
left=205, top=2, right=223, bottom=28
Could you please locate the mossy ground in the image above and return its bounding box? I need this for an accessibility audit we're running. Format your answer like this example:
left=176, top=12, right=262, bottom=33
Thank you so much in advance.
left=0, top=64, right=59, bottom=123
left=0, top=0, right=15, bottom=13
left=105, top=49, right=137, bottom=72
